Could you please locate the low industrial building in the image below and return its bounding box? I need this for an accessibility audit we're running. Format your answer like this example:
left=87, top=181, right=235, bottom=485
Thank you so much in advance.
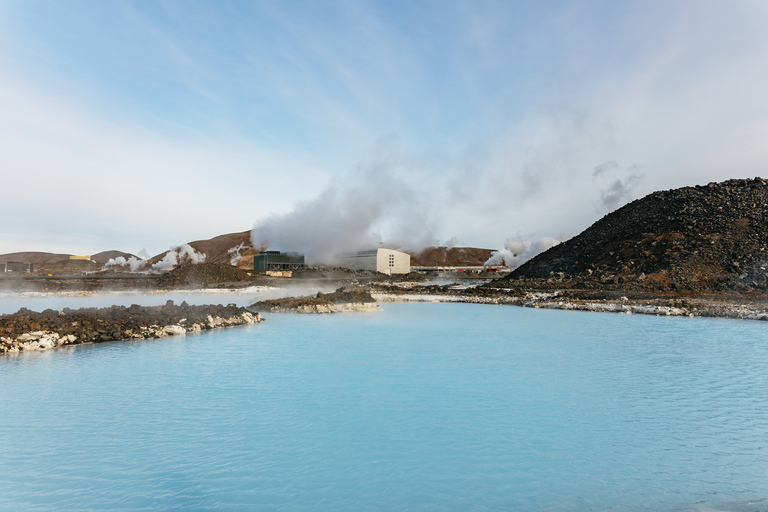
left=336, top=248, right=411, bottom=275
left=0, top=261, right=33, bottom=273
left=253, top=251, right=305, bottom=271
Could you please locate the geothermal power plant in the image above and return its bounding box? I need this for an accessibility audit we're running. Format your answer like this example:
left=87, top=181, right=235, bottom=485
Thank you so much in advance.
left=254, top=248, right=412, bottom=275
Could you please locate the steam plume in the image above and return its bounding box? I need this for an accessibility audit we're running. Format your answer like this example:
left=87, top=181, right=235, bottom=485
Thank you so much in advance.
left=228, top=242, right=248, bottom=266
left=251, top=164, right=435, bottom=264
left=485, top=236, right=566, bottom=269
left=152, top=244, right=206, bottom=270
left=104, top=255, right=145, bottom=272
left=592, top=161, right=644, bottom=213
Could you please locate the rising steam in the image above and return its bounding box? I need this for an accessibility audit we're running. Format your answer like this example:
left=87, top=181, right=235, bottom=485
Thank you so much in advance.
left=227, top=242, right=248, bottom=266
left=485, top=236, right=567, bottom=269
left=152, top=244, right=206, bottom=270
left=104, top=255, right=146, bottom=272
left=251, top=163, right=435, bottom=264
left=592, top=161, right=644, bottom=213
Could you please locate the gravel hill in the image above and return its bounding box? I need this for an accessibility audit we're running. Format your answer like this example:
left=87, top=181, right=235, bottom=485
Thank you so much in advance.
left=498, top=177, right=768, bottom=293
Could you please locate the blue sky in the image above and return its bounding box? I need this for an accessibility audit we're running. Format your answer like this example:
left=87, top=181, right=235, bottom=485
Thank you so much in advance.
left=2, top=1, right=768, bottom=257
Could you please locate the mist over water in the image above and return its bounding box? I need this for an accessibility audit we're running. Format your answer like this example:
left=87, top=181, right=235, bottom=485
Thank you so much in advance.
left=0, top=284, right=343, bottom=315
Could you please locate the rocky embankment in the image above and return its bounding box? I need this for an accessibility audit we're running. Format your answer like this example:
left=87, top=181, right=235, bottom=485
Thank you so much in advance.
left=487, top=177, right=768, bottom=295
left=370, top=281, right=768, bottom=320
left=250, top=287, right=379, bottom=314
left=0, top=263, right=256, bottom=293
left=0, top=301, right=262, bottom=354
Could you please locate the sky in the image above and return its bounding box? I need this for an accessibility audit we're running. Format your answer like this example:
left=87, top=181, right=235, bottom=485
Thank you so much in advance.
left=2, top=1, right=768, bottom=258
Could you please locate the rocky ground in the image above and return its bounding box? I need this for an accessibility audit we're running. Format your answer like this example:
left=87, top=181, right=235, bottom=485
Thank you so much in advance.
left=0, top=273, right=160, bottom=293
left=250, top=287, right=379, bottom=314
left=156, top=262, right=255, bottom=288
left=368, top=280, right=768, bottom=321
left=0, top=301, right=262, bottom=354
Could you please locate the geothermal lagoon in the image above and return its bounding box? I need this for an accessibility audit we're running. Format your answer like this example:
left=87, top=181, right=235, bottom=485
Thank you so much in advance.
left=1, top=301, right=767, bottom=511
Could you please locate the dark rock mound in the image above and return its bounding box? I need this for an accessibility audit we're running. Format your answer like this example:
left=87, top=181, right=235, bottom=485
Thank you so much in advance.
left=0, top=300, right=261, bottom=353
left=250, top=287, right=377, bottom=313
left=157, top=263, right=254, bottom=288
left=495, top=177, right=768, bottom=293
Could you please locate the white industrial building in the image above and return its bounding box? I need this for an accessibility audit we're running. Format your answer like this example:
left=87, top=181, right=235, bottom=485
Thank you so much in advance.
left=336, top=248, right=411, bottom=275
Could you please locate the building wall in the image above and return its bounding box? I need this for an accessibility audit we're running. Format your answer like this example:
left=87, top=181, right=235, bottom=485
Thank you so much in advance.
left=376, top=249, right=410, bottom=275
left=337, top=249, right=410, bottom=275
left=336, top=250, right=378, bottom=272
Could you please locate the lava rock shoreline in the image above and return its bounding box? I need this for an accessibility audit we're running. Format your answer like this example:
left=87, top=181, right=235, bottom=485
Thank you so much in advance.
left=369, top=281, right=768, bottom=321
left=249, top=287, right=380, bottom=314
left=0, top=301, right=263, bottom=354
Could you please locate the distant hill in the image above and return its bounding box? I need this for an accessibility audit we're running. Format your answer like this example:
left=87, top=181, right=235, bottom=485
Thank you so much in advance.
left=0, top=250, right=137, bottom=270
left=0, top=252, right=75, bottom=265
left=408, top=247, right=494, bottom=267
left=500, top=178, right=768, bottom=293
left=146, top=231, right=260, bottom=269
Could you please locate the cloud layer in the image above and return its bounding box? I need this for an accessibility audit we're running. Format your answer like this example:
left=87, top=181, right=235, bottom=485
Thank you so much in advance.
left=2, top=2, right=768, bottom=255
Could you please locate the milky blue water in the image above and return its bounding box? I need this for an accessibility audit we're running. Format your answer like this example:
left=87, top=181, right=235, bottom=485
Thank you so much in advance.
left=1, top=303, right=767, bottom=511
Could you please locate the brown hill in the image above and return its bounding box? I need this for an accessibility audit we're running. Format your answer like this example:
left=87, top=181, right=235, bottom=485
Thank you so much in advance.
left=409, top=247, right=495, bottom=266
left=0, top=252, right=74, bottom=265
left=0, top=251, right=141, bottom=272
left=146, top=231, right=260, bottom=269
left=496, top=177, right=768, bottom=293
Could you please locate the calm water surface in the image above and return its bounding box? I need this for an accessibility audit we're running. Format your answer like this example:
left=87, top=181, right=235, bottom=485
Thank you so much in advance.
left=1, top=303, right=767, bottom=511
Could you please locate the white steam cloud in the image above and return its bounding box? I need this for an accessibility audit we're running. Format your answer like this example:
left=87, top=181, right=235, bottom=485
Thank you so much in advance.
left=485, top=236, right=567, bottom=269
left=251, top=162, right=436, bottom=264
left=592, top=161, right=644, bottom=213
left=228, top=242, right=248, bottom=266
left=104, top=255, right=146, bottom=272
left=151, top=244, right=206, bottom=270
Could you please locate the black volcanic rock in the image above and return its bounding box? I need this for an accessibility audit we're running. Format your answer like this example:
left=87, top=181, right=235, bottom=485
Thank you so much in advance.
left=250, top=287, right=377, bottom=313
left=496, top=178, right=768, bottom=293
left=0, top=301, right=262, bottom=353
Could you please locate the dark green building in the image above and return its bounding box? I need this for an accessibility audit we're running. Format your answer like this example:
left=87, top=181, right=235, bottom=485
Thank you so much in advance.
left=253, top=251, right=305, bottom=271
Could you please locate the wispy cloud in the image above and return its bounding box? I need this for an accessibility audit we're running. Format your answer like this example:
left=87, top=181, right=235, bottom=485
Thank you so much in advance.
left=2, top=1, right=768, bottom=255
left=0, top=79, right=328, bottom=254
